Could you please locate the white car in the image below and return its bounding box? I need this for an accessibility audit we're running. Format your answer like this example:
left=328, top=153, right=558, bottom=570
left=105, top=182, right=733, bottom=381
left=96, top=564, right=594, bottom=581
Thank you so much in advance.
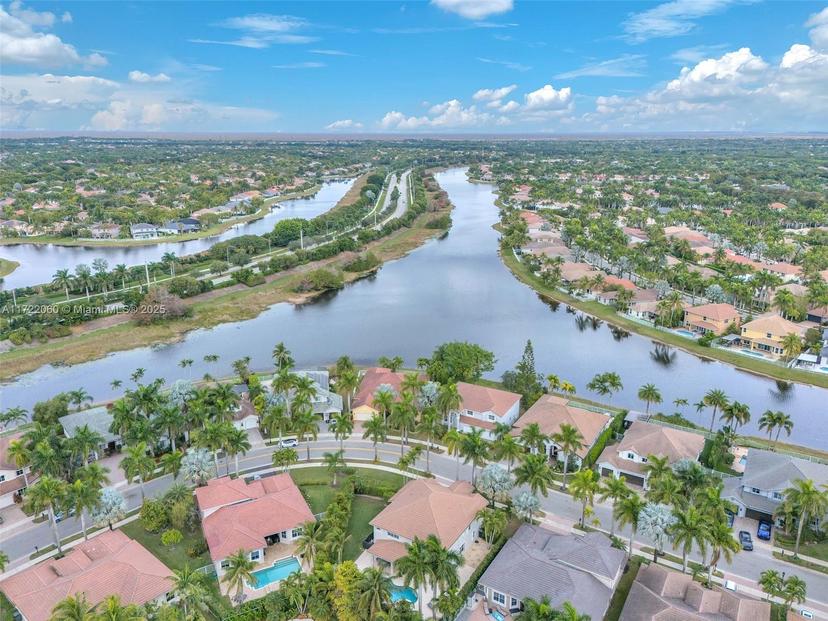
left=280, top=438, right=299, bottom=448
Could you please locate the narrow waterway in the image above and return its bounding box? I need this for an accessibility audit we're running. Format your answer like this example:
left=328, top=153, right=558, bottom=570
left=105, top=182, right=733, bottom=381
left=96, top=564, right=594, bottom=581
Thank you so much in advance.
left=2, top=169, right=826, bottom=449
left=0, top=179, right=354, bottom=290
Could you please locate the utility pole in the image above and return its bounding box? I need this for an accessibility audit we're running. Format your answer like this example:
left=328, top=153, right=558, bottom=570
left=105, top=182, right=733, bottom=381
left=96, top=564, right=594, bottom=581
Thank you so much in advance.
left=144, top=262, right=150, bottom=287
left=300, top=225, right=304, bottom=250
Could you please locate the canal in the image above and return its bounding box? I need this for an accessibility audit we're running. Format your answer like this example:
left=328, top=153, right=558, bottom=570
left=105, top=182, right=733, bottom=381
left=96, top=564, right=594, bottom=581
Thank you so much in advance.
left=1, top=169, right=825, bottom=449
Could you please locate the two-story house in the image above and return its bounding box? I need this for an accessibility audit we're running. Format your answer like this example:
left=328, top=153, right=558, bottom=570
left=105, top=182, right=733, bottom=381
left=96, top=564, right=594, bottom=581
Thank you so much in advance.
left=596, top=421, right=705, bottom=489
left=738, top=313, right=808, bottom=358
left=683, top=303, right=741, bottom=336
left=0, top=432, right=32, bottom=509
left=445, top=382, right=521, bottom=441
left=478, top=524, right=625, bottom=621
left=367, top=479, right=487, bottom=570
left=195, top=474, right=315, bottom=577
left=724, top=448, right=828, bottom=527
left=351, top=367, right=407, bottom=422
left=511, top=395, right=612, bottom=469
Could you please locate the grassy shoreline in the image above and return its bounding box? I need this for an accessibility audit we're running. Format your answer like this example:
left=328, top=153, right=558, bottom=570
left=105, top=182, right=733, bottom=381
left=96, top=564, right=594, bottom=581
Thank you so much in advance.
left=499, top=245, right=828, bottom=390
left=0, top=183, right=327, bottom=249
left=0, top=200, right=450, bottom=380
left=0, top=257, right=20, bottom=278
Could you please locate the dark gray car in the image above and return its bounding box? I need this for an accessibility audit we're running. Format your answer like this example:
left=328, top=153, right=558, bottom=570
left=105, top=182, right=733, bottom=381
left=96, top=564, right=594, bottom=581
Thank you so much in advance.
left=738, top=530, right=753, bottom=551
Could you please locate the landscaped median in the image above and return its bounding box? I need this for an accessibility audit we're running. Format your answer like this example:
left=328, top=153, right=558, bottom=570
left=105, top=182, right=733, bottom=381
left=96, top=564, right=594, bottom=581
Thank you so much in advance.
left=499, top=245, right=828, bottom=389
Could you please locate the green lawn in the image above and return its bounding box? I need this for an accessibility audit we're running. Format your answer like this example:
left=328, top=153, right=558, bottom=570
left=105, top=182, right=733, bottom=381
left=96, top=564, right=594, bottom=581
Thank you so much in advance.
left=302, top=485, right=338, bottom=514
left=603, top=558, right=642, bottom=621
left=289, top=466, right=407, bottom=490
left=0, top=592, right=16, bottom=621
left=121, top=521, right=212, bottom=571
left=344, top=496, right=386, bottom=561
left=775, top=530, right=828, bottom=562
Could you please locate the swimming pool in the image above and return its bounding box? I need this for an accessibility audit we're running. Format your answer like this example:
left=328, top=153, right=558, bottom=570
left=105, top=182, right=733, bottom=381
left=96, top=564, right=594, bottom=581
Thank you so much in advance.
left=490, top=610, right=505, bottom=621
left=673, top=329, right=697, bottom=338
left=249, top=557, right=301, bottom=589
left=390, top=584, right=418, bottom=603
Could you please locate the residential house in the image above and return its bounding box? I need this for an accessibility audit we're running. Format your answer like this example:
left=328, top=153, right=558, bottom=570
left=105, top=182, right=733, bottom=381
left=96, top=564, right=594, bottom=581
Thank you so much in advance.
left=59, top=406, right=123, bottom=457
left=723, top=449, right=828, bottom=526
left=445, top=382, right=521, bottom=440
left=511, top=395, right=612, bottom=468
left=195, top=473, right=315, bottom=576
left=478, top=524, right=625, bottom=621
left=0, top=431, right=32, bottom=509
left=351, top=367, right=406, bottom=422
left=596, top=421, right=705, bottom=488
left=738, top=313, right=808, bottom=358
left=367, top=479, right=486, bottom=568
left=627, top=288, right=661, bottom=320
left=88, top=223, right=121, bottom=239
left=0, top=530, right=174, bottom=621
left=559, top=262, right=599, bottom=286
left=228, top=385, right=260, bottom=431
left=258, top=370, right=343, bottom=424
left=683, top=303, right=741, bottom=336
left=620, top=563, right=769, bottom=621
left=158, top=218, right=201, bottom=235
left=0, top=219, right=33, bottom=237
left=130, top=223, right=158, bottom=239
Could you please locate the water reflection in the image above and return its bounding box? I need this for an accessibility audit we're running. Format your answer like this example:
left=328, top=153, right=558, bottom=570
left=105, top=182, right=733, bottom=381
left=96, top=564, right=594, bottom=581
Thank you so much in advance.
left=650, top=344, right=677, bottom=367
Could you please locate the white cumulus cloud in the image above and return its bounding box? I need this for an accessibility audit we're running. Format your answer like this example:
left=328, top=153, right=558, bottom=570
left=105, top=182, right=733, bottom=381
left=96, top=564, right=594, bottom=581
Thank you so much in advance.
left=325, top=119, right=363, bottom=130
left=128, top=70, right=172, bottom=83
left=472, top=84, right=516, bottom=101
left=430, top=0, right=513, bottom=20
left=523, top=84, right=572, bottom=110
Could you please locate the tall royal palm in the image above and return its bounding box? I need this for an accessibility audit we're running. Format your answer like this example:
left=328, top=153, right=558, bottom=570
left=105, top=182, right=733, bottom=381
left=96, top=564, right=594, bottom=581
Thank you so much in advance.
left=758, top=410, right=793, bottom=450
left=222, top=549, right=256, bottom=603
left=494, top=434, right=523, bottom=474
left=395, top=538, right=431, bottom=617
left=26, top=476, right=69, bottom=554
left=670, top=506, right=709, bottom=573
left=52, top=268, right=74, bottom=301
left=703, top=389, right=729, bottom=432
left=358, top=567, right=393, bottom=619
left=362, top=414, right=387, bottom=462
left=784, top=478, right=828, bottom=557
left=460, top=429, right=489, bottom=485
left=598, top=476, right=631, bottom=536
left=637, top=383, right=662, bottom=414
left=330, top=412, right=353, bottom=453
left=720, top=401, right=750, bottom=433
left=120, top=442, right=155, bottom=500
left=552, top=423, right=583, bottom=490
left=514, top=453, right=554, bottom=498
left=67, top=478, right=101, bottom=540
left=293, top=408, right=319, bottom=461
left=615, top=494, right=646, bottom=559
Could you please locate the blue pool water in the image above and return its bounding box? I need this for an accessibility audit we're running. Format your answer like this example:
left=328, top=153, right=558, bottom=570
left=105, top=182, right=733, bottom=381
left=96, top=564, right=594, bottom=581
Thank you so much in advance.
left=250, top=557, right=301, bottom=589
left=390, top=584, right=418, bottom=603
left=673, top=329, right=697, bottom=338
left=490, top=610, right=505, bottom=621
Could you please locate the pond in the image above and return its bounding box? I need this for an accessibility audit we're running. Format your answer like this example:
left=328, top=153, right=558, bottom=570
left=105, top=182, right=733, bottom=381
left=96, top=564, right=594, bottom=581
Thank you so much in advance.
left=1, top=169, right=826, bottom=449
left=0, top=178, right=354, bottom=290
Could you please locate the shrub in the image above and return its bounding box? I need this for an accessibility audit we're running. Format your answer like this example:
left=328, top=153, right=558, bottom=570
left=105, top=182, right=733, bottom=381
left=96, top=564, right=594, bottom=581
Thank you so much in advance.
left=169, top=500, right=189, bottom=530
left=132, top=288, right=189, bottom=325
left=161, top=528, right=183, bottom=546
left=187, top=538, right=209, bottom=558
left=167, top=276, right=208, bottom=298
left=8, top=327, right=32, bottom=345
left=342, top=252, right=380, bottom=273
left=425, top=214, right=452, bottom=229
left=294, top=268, right=344, bottom=293
left=140, top=499, right=169, bottom=532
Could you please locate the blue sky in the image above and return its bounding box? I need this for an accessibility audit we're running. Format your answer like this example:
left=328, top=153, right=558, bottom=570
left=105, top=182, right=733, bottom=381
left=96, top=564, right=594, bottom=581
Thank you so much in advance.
left=1, top=0, right=827, bottom=132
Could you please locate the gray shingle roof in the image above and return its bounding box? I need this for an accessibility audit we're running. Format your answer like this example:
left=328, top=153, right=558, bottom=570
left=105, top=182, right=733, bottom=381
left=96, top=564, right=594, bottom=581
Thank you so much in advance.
left=478, top=524, right=624, bottom=621
left=742, top=449, right=828, bottom=492
left=59, top=407, right=120, bottom=444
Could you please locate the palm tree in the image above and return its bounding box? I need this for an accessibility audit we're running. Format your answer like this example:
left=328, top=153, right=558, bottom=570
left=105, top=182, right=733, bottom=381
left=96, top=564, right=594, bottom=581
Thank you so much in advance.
left=51, top=593, right=97, bottom=620
left=74, top=264, right=94, bottom=300
left=615, top=493, right=646, bottom=558
left=494, top=434, right=523, bottom=473
left=443, top=428, right=464, bottom=480
left=26, top=475, right=69, bottom=554
left=703, top=389, right=729, bottom=432
left=225, top=426, right=252, bottom=476
left=293, top=408, right=319, bottom=461
left=569, top=468, right=599, bottom=527
left=171, top=564, right=211, bottom=619
left=425, top=535, right=464, bottom=604
left=670, top=506, right=709, bottom=573
left=68, top=388, right=93, bottom=410
left=68, top=424, right=104, bottom=465
left=705, top=520, right=740, bottom=585
left=296, top=520, right=326, bottom=567
left=363, top=414, right=387, bottom=462
left=389, top=393, right=417, bottom=453
left=648, top=473, right=684, bottom=507
left=782, top=576, right=808, bottom=612
left=67, top=478, right=101, bottom=540
left=642, top=454, right=671, bottom=484
left=519, top=422, right=548, bottom=455
left=160, top=450, right=184, bottom=480
left=638, top=383, right=662, bottom=414
left=222, top=549, right=256, bottom=603
left=358, top=567, right=393, bottom=619
left=6, top=439, right=31, bottom=487
left=154, top=406, right=183, bottom=452
left=272, top=342, right=294, bottom=372
left=77, top=462, right=111, bottom=489
left=758, top=569, right=783, bottom=601
left=120, top=442, right=155, bottom=500
left=477, top=508, right=508, bottom=544
left=781, top=332, right=803, bottom=363
left=161, top=251, right=177, bottom=276
left=396, top=538, right=431, bottom=617
left=460, top=429, right=489, bottom=485
left=758, top=410, right=794, bottom=449
left=323, top=449, right=345, bottom=485
left=195, top=421, right=230, bottom=472
left=514, top=453, right=555, bottom=497
left=720, top=401, right=750, bottom=433
left=330, top=412, right=353, bottom=453
left=0, top=406, right=27, bottom=430
left=113, top=264, right=129, bottom=290
left=783, top=478, right=828, bottom=557
left=95, top=595, right=143, bottom=620
left=262, top=402, right=290, bottom=444
left=552, top=423, right=583, bottom=489
left=373, top=387, right=396, bottom=425
left=338, top=368, right=360, bottom=412
left=598, top=476, right=631, bottom=536
left=417, top=407, right=443, bottom=472
left=436, top=382, right=462, bottom=425
left=52, top=268, right=73, bottom=300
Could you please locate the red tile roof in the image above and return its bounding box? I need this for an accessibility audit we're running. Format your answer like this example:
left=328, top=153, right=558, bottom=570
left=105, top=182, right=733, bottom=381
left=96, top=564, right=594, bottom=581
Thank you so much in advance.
left=352, top=367, right=406, bottom=411
left=197, top=474, right=315, bottom=561
left=0, top=530, right=172, bottom=621
left=456, top=382, right=520, bottom=418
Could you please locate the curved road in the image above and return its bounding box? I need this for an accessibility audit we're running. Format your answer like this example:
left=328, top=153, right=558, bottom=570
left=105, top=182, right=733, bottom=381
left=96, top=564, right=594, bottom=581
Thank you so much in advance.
left=1, top=433, right=826, bottom=616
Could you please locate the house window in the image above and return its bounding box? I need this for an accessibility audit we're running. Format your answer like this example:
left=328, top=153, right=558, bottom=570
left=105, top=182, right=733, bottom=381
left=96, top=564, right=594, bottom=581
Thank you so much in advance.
left=492, top=592, right=506, bottom=605
left=773, top=492, right=783, bottom=500
left=766, top=333, right=772, bottom=339
left=220, top=560, right=230, bottom=569
left=280, top=531, right=288, bottom=538
left=466, top=409, right=473, bottom=416
left=292, top=528, right=303, bottom=538
left=641, top=457, right=648, bottom=463
left=15, top=469, right=23, bottom=476
left=0, top=475, right=5, bottom=482
left=626, top=452, right=635, bottom=460
left=751, top=487, right=761, bottom=494
left=250, top=550, right=261, bottom=561
left=488, top=415, right=495, bottom=421
left=510, top=597, right=520, bottom=609
left=387, top=532, right=400, bottom=540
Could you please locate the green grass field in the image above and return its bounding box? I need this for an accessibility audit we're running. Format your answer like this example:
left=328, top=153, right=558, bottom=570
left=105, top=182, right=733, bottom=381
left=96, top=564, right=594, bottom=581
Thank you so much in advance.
left=344, top=497, right=386, bottom=561
left=121, top=521, right=212, bottom=571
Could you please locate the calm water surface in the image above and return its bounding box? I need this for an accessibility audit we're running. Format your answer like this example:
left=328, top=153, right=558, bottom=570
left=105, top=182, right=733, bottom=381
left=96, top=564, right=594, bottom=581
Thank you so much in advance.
left=0, top=179, right=354, bottom=290
left=2, top=169, right=826, bottom=449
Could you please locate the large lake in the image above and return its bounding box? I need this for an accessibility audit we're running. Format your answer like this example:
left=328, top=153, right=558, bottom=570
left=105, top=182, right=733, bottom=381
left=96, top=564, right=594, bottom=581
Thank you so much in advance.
left=2, top=169, right=826, bottom=449
left=0, top=179, right=354, bottom=290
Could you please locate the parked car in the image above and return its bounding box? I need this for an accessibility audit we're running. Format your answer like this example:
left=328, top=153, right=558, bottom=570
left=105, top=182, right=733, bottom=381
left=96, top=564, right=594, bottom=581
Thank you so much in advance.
left=738, top=531, right=753, bottom=551
left=280, top=438, right=299, bottom=448
left=757, top=520, right=772, bottom=540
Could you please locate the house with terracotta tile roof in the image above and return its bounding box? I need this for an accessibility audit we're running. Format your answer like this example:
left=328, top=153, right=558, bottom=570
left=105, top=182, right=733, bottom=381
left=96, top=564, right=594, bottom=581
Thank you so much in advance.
left=0, top=431, right=32, bottom=509
left=446, top=382, right=521, bottom=440
left=683, top=303, right=741, bottom=336
left=511, top=395, right=613, bottom=468
left=596, top=421, right=705, bottom=488
left=619, top=563, right=769, bottom=621
left=195, top=473, right=315, bottom=576
left=0, top=529, right=173, bottom=621
left=738, top=313, right=808, bottom=358
left=351, top=367, right=406, bottom=422
left=367, top=479, right=487, bottom=568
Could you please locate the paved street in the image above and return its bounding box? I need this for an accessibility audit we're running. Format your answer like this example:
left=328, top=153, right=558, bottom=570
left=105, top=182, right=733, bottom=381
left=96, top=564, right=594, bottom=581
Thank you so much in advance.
left=2, top=434, right=826, bottom=614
